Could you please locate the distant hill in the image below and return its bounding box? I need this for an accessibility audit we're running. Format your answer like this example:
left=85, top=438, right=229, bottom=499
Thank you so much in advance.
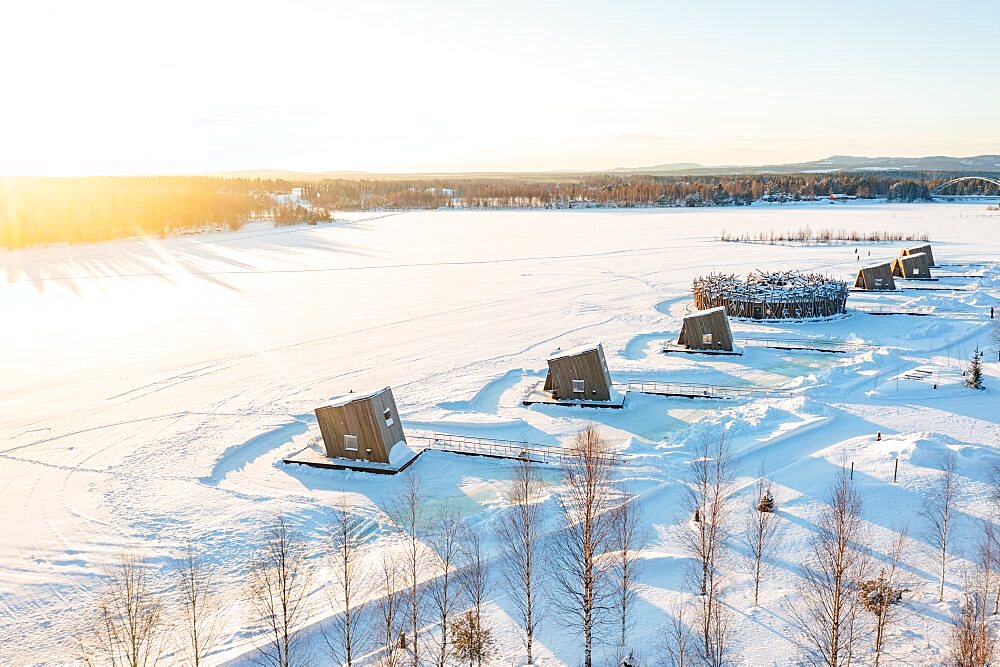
left=205, top=155, right=1000, bottom=181
left=205, top=169, right=375, bottom=181
left=609, top=162, right=705, bottom=173
left=611, top=155, right=1000, bottom=176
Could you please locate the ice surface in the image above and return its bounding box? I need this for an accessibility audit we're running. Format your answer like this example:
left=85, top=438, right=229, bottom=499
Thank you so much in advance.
left=1, top=203, right=999, bottom=664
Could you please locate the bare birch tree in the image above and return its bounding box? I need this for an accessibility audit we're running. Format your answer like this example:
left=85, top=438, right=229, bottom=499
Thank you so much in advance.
left=792, top=461, right=869, bottom=667
left=611, top=487, right=644, bottom=654
left=985, top=466, right=1000, bottom=614
left=984, top=521, right=1000, bottom=617
left=326, top=504, right=372, bottom=666
left=921, top=452, right=958, bottom=603
left=427, top=505, right=462, bottom=666
left=79, top=551, right=166, bottom=667
left=949, top=552, right=997, bottom=667
left=174, top=543, right=222, bottom=667
left=494, top=457, right=544, bottom=663
left=743, top=466, right=780, bottom=607
left=552, top=424, right=618, bottom=667
left=681, top=433, right=733, bottom=665
left=376, top=554, right=405, bottom=667
left=386, top=472, right=426, bottom=666
left=245, top=516, right=313, bottom=667
left=657, top=605, right=693, bottom=667
left=860, top=529, right=909, bottom=667
left=452, top=526, right=495, bottom=666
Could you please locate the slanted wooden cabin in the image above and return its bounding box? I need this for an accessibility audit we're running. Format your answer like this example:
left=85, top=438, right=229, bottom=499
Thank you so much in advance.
left=902, top=244, right=935, bottom=267
left=891, top=252, right=932, bottom=279
left=314, top=387, right=405, bottom=463
left=678, top=307, right=734, bottom=351
left=854, top=262, right=896, bottom=291
left=545, top=343, right=614, bottom=401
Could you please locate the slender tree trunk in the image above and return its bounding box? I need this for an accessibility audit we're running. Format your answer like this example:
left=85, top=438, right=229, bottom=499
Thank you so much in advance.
left=553, top=425, right=617, bottom=667
left=496, top=458, right=542, bottom=664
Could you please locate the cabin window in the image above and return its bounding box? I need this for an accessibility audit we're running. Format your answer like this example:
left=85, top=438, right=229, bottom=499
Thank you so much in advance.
left=912, top=267, right=921, bottom=275
left=571, top=379, right=585, bottom=394
left=874, top=278, right=882, bottom=286
left=702, top=333, right=713, bottom=345
left=343, top=434, right=359, bottom=451
left=383, top=408, right=394, bottom=427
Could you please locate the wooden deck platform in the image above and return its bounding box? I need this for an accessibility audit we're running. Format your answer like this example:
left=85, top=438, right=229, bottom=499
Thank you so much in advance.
left=282, top=446, right=420, bottom=475
left=521, top=383, right=626, bottom=408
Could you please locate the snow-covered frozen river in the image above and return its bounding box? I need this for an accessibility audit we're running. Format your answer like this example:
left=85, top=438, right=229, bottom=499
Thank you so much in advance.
left=2, top=203, right=999, bottom=664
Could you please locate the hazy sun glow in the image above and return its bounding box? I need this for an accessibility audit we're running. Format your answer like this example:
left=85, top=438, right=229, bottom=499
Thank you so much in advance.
left=3, top=0, right=999, bottom=175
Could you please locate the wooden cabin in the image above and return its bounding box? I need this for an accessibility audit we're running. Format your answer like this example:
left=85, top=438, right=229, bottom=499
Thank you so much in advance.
left=854, top=262, right=896, bottom=291
left=891, top=252, right=932, bottom=279
left=544, top=343, right=614, bottom=401
left=678, top=307, right=734, bottom=351
left=902, top=244, right=935, bottom=267
left=314, top=387, right=405, bottom=463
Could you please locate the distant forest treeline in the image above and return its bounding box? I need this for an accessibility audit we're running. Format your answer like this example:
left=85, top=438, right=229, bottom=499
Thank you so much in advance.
left=2, top=172, right=996, bottom=248
left=0, top=177, right=263, bottom=249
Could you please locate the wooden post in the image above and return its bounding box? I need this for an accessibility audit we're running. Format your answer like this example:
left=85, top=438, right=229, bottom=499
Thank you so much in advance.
left=893, top=458, right=898, bottom=483
left=850, top=461, right=854, bottom=479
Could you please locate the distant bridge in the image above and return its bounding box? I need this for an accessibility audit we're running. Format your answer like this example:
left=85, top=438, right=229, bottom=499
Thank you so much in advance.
left=930, top=176, right=1000, bottom=201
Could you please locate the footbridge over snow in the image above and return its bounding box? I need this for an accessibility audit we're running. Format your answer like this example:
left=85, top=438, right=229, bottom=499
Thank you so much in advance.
left=930, top=176, right=1000, bottom=201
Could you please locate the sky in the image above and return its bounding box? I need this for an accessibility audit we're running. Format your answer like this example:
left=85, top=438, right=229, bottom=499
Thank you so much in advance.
left=2, top=0, right=999, bottom=175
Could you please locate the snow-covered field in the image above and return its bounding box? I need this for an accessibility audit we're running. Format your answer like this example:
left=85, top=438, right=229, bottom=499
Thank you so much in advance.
left=2, top=203, right=999, bottom=665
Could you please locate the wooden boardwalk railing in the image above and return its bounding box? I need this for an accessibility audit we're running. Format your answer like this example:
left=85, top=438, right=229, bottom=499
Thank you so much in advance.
left=412, top=433, right=618, bottom=465
left=735, top=336, right=864, bottom=353
left=623, top=380, right=793, bottom=400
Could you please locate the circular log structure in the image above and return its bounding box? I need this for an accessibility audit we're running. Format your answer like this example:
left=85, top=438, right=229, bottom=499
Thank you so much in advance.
left=693, top=270, right=848, bottom=320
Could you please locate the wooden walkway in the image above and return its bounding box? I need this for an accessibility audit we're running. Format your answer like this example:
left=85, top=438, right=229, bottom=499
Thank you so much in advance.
left=415, top=433, right=617, bottom=465
left=283, top=433, right=617, bottom=474
left=624, top=380, right=793, bottom=400
left=851, top=306, right=980, bottom=317
left=663, top=336, right=863, bottom=355
left=736, top=336, right=863, bottom=353
left=851, top=306, right=936, bottom=317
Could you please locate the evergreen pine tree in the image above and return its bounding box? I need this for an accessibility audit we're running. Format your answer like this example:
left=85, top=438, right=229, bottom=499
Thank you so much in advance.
left=966, top=348, right=985, bottom=390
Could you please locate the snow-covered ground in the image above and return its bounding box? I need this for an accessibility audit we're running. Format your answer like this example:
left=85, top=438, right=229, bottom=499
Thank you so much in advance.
left=2, top=203, right=999, bottom=665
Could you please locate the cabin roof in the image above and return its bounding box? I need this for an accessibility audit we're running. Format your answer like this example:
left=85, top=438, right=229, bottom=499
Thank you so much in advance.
left=683, top=306, right=727, bottom=319
left=325, top=386, right=392, bottom=408
left=547, top=342, right=603, bottom=361
left=859, top=262, right=892, bottom=272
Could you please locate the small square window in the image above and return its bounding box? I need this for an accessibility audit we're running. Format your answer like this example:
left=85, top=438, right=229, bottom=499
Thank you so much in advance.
left=344, top=434, right=359, bottom=451
left=383, top=408, right=394, bottom=427
left=571, top=379, right=585, bottom=394
left=702, top=333, right=713, bottom=345
left=913, top=267, right=921, bottom=275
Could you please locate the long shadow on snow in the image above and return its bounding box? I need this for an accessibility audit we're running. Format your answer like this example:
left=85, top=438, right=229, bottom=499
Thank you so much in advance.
left=435, top=368, right=526, bottom=413
left=620, top=331, right=675, bottom=361
left=201, top=413, right=313, bottom=486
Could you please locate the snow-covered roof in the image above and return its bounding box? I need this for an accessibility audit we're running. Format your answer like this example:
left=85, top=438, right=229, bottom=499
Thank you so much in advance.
left=684, top=306, right=727, bottom=319
left=326, top=386, right=391, bottom=408
left=547, top=342, right=603, bottom=361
